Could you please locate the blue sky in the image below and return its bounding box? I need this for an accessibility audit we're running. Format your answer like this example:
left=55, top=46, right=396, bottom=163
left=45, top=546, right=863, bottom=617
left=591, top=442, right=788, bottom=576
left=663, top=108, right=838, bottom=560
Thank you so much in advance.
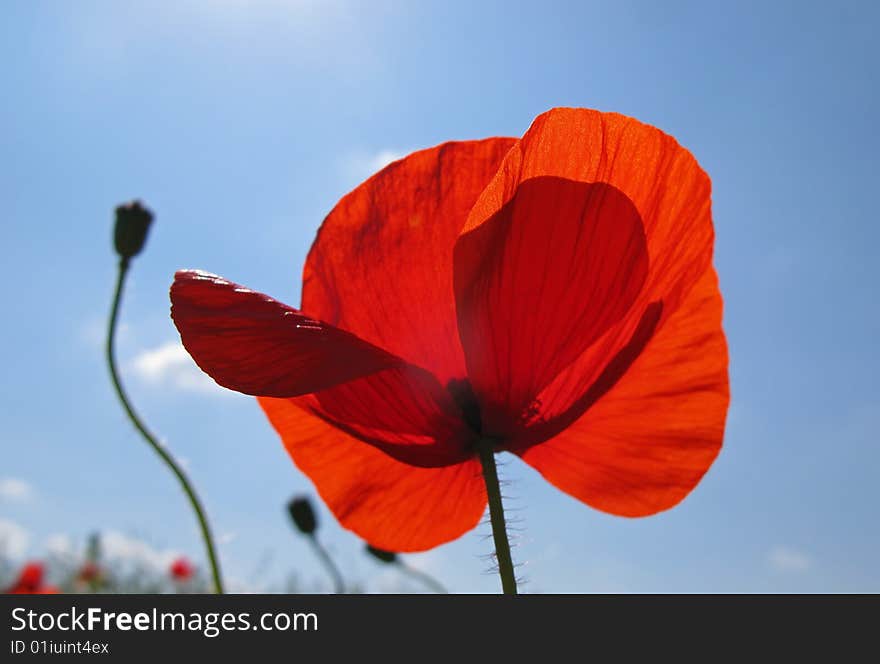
left=1, top=0, right=877, bottom=592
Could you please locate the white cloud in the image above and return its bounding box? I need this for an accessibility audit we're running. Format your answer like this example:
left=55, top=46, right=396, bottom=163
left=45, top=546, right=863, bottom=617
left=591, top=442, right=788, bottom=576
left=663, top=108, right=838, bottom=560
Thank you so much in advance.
left=768, top=546, right=812, bottom=573
left=224, top=576, right=261, bottom=593
left=0, top=519, right=30, bottom=559
left=405, top=549, right=444, bottom=575
left=129, top=341, right=231, bottom=396
left=0, top=477, right=33, bottom=503
left=99, top=531, right=181, bottom=574
left=341, top=148, right=407, bottom=181
left=40, top=531, right=193, bottom=575
left=218, top=532, right=238, bottom=546
left=365, top=149, right=406, bottom=173
left=45, top=534, right=76, bottom=558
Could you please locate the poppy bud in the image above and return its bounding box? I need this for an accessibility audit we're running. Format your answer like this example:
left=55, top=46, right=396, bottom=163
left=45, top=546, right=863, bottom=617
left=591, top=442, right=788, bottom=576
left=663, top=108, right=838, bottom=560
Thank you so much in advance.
left=287, top=496, right=317, bottom=535
left=113, top=200, right=154, bottom=260
left=365, top=545, right=398, bottom=564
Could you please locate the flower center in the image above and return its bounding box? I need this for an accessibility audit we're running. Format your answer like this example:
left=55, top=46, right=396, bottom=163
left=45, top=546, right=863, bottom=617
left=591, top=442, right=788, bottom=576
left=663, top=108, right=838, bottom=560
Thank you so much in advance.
left=446, top=378, right=482, bottom=435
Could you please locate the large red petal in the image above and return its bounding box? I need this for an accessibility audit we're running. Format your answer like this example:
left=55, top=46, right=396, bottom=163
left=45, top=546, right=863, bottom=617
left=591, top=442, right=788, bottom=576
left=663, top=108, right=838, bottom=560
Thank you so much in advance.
left=454, top=176, right=649, bottom=436
left=456, top=108, right=717, bottom=443
left=516, top=267, right=729, bottom=516
left=260, top=397, right=486, bottom=552
left=299, top=364, right=474, bottom=467
left=171, top=270, right=400, bottom=397
left=303, top=138, right=517, bottom=385
left=463, top=109, right=713, bottom=316
left=171, top=270, right=472, bottom=466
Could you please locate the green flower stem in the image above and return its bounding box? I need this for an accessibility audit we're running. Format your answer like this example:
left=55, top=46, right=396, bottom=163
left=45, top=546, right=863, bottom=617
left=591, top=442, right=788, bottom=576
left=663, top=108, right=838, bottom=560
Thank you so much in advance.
left=308, top=535, right=345, bottom=593
left=397, top=561, right=448, bottom=594
left=107, top=258, right=225, bottom=594
left=477, top=439, right=517, bottom=595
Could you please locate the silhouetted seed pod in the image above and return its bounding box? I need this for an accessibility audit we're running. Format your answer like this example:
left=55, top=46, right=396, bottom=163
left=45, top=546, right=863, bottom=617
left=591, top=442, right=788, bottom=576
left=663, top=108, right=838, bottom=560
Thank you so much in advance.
left=287, top=496, right=317, bottom=535
left=114, top=200, right=153, bottom=260
left=365, top=544, right=398, bottom=564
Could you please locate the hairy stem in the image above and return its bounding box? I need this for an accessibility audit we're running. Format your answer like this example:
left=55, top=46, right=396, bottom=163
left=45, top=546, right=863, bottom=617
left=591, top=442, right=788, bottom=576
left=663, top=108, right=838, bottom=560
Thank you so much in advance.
left=106, top=259, right=225, bottom=594
left=477, top=439, right=517, bottom=595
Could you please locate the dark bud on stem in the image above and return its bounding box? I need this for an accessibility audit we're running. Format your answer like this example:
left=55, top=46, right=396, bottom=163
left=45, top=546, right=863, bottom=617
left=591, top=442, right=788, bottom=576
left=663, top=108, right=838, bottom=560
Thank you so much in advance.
left=365, top=545, right=398, bottom=564
left=114, top=200, right=154, bottom=260
left=287, top=496, right=317, bottom=535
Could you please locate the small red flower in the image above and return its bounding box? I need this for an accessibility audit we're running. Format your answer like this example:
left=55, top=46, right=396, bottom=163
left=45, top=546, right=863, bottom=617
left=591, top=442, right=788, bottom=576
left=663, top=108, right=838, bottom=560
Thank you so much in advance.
left=169, top=557, right=194, bottom=582
left=4, top=562, right=59, bottom=594
left=77, top=561, right=101, bottom=584
left=171, top=108, right=729, bottom=552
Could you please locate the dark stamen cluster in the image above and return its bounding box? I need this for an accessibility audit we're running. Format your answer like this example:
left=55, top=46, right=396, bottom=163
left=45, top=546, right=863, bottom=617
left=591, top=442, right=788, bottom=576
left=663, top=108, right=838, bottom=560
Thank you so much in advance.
left=446, top=378, right=482, bottom=435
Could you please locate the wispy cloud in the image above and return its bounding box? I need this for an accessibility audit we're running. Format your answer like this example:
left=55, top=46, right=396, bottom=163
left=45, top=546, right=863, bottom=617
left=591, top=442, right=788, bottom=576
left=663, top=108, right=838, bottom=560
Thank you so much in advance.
left=45, top=533, right=75, bottom=558
left=44, top=531, right=200, bottom=575
left=0, top=477, right=33, bottom=503
left=128, top=342, right=231, bottom=396
left=99, top=531, right=182, bottom=573
left=40, top=530, right=256, bottom=590
left=768, top=546, right=812, bottom=573
left=218, top=532, right=238, bottom=546
left=405, top=549, right=444, bottom=575
left=364, top=149, right=406, bottom=173
left=0, top=519, right=30, bottom=559
left=341, top=148, right=407, bottom=182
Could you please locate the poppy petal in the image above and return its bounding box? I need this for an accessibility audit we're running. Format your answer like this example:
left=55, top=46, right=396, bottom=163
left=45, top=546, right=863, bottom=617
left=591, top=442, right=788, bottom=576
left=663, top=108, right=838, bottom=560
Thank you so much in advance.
left=171, top=270, right=473, bottom=467
left=453, top=176, right=649, bottom=436
left=299, top=364, right=475, bottom=467
left=463, top=108, right=714, bottom=317
left=303, top=137, right=517, bottom=384
left=171, top=270, right=400, bottom=397
left=515, top=266, right=729, bottom=516
left=457, top=107, right=716, bottom=444
left=259, top=396, right=487, bottom=552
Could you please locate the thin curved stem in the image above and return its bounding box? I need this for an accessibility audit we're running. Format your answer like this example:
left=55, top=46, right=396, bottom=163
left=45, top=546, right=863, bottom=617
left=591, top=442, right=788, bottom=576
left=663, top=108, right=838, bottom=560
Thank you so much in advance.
left=308, top=536, right=345, bottom=593
left=477, top=439, right=517, bottom=595
left=107, top=259, right=225, bottom=594
left=397, top=562, right=447, bottom=594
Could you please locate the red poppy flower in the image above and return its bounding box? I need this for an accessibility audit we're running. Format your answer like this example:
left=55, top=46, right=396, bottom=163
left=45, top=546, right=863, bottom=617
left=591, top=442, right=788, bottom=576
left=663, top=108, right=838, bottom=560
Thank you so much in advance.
left=77, top=561, right=101, bottom=584
left=4, top=561, right=59, bottom=594
left=169, top=557, right=194, bottom=582
left=171, top=108, right=729, bottom=553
